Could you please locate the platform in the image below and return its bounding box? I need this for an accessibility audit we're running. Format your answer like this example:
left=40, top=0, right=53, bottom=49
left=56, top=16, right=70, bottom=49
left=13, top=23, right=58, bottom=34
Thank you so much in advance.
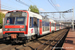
left=62, top=29, right=75, bottom=50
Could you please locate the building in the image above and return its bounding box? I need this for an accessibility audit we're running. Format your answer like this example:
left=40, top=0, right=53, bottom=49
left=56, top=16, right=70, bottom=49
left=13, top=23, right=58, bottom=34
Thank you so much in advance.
left=1, top=9, right=8, bottom=14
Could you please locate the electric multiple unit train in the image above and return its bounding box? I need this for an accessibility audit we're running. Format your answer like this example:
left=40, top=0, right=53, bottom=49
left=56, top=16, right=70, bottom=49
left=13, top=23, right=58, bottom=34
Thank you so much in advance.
left=3, top=10, right=65, bottom=42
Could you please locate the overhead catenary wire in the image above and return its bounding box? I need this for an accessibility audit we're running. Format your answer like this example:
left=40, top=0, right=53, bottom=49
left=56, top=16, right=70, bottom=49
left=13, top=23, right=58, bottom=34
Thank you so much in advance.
left=1, top=4, right=20, bottom=11
left=28, top=0, right=40, bottom=7
left=48, top=0, right=60, bottom=17
left=1, top=0, right=24, bottom=10
left=2, top=2, right=20, bottom=9
left=48, top=0, right=66, bottom=20
left=28, top=0, right=35, bottom=5
left=16, top=0, right=30, bottom=7
left=4, top=0, right=28, bottom=10
left=2, top=6, right=14, bottom=10
left=48, top=0, right=61, bottom=19
left=51, top=0, right=59, bottom=9
left=50, top=0, right=67, bottom=20
left=48, top=0, right=59, bottom=12
left=2, top=4, right=18, bottom=10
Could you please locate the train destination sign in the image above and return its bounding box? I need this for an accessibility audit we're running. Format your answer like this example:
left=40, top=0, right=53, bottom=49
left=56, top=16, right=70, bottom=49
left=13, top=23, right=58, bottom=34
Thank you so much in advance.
left=6, top=12, right=27, bottom=17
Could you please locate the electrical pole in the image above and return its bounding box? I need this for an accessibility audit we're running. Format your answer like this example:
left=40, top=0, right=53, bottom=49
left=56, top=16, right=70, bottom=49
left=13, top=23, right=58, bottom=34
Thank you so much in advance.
left=72, top=7, right=74, bottom=31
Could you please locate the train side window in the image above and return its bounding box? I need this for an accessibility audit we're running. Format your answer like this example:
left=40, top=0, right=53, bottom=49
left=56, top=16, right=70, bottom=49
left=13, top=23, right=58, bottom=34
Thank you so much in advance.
left=42, top=21, right=44, bottom=31
left=30, top=17, right=34, bottom=28
left=51, top=23, right=53, bottom=26
left=33, top=17, right=38, bottom=27
left=55, top=23, right=56, bottom=26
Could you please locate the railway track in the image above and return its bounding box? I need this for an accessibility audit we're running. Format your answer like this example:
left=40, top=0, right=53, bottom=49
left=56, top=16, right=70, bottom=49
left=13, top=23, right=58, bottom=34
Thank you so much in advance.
left=0, top=28, right=69, bottom=50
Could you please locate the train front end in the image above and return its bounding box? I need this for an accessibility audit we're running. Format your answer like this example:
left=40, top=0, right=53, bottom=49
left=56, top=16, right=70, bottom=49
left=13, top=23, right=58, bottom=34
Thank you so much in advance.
left=3, top=10, right=28, bottom=41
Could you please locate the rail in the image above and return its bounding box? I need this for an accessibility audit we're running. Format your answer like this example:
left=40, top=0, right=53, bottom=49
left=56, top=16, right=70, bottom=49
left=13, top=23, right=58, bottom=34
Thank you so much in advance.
left=35, top=30, right=67, bottom=50
left=52, top=29, right=69, bottom=50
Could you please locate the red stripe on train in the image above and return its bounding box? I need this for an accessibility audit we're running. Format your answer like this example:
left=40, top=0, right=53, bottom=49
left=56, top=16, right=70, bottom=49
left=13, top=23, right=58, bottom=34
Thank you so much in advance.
left=5, top=25, right=24, bottom=28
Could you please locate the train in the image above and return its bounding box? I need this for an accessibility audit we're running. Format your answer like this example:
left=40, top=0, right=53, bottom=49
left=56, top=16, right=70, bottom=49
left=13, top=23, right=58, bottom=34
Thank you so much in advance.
left=3, top=10, right=65, bottom=42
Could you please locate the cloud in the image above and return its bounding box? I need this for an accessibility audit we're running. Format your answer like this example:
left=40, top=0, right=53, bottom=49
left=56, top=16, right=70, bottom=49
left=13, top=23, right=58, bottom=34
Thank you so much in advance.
left=39, top=8, right=45, bottom=11
left=55, top=4, right=60, bottom=7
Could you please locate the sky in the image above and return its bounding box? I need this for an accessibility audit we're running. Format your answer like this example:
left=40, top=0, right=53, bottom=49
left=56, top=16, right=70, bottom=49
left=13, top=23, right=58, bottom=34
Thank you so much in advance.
left=1, top=0, right=75, bottom=20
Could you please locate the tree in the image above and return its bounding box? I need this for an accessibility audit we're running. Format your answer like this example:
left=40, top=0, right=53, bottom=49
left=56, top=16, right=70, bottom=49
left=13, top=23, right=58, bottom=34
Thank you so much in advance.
left=0, top=12, right=5, bottom=28
left=29, top=5, right=39, bottom=14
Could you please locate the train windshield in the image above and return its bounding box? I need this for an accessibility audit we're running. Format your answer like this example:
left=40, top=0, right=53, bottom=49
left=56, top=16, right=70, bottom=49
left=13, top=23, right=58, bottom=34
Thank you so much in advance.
left=5, top=11, right=27, bottom=25
left=6, top=17, right=25, bottom=25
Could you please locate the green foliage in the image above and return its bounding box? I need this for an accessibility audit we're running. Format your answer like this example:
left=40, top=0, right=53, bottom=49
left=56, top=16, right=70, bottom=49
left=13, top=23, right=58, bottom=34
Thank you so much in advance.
left=29, top=5, right=39, bottom=14
left=0, top=12, right=5, bottom=28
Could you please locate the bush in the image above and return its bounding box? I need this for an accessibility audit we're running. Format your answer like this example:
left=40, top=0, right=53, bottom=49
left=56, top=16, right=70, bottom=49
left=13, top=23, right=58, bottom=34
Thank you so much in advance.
left=0, top=12, right=5, bottom=28
left=29, top=5, right=39, bottom=14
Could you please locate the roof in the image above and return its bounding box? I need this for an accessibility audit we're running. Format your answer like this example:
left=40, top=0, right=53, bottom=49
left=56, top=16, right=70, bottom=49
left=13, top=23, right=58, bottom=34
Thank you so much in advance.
left=49, top=18, right=56, bottom=23
left=1, top=9, right=9, bottom=11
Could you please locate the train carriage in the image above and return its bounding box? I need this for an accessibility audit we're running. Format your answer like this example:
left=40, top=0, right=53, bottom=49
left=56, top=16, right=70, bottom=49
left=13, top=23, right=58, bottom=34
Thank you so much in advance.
left=49, top=19, right=56, bottom=32
left=3, top=10, right=42, bottom=40
left=61, top=24, right=65, bottom=29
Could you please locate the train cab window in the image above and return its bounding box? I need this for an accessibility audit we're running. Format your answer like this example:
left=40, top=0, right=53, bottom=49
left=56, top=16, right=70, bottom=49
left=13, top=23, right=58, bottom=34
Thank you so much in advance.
left=15, top=17, right=25, bottom=24
left=6, top=17, right=15, bottom=25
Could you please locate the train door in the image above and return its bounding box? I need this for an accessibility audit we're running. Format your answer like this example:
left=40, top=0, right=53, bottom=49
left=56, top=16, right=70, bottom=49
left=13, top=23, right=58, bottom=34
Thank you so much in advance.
left=33, top=17, right=39, bottom=36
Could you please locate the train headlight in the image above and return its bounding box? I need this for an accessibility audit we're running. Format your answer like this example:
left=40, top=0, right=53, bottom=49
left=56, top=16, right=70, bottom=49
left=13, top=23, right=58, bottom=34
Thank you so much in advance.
left=19, top=28, right=24, bottom=31
left=21, top=28, right=24, bottom=31
left=5, top=28, right=8, bottom=31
